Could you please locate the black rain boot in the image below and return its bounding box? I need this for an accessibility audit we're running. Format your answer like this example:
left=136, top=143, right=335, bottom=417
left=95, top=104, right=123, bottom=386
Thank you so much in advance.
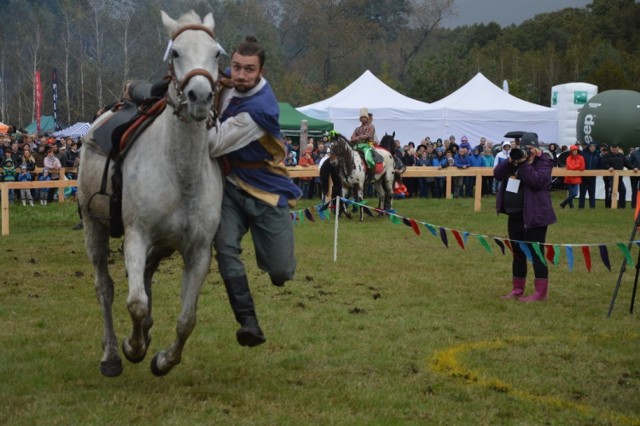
left=224, top=276, right=266, bottom=347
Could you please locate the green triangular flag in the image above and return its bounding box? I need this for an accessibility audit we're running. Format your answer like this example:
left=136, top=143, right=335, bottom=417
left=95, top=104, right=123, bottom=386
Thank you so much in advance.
left=616, top=243, right=635, bottom=267
left=531, top=242, right=547, bottom=266
left=390, top=215, right=402, bottom=225
left=553, top=245, right=561, bottom=266
left=476, top=235, right=492, bottom=254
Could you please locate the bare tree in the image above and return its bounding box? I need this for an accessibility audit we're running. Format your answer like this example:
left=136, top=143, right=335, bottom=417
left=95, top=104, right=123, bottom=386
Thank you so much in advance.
left=59, top=0, right=77, bottom=126
left=396, top=0, right=455, bottom=82
left=88, top=0, right=107, bottom=109
left=0, top=29, right=6, bottom=123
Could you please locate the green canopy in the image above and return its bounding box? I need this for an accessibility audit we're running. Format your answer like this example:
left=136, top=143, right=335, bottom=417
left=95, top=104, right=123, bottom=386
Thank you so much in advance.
left=278, top=102, right=333, bottom=138
left=24, top=115, right=57, bottom=134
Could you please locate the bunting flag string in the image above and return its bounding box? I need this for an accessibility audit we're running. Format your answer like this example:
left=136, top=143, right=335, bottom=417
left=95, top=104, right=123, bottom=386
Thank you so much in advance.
left=289, top=198, right=640, bottom=272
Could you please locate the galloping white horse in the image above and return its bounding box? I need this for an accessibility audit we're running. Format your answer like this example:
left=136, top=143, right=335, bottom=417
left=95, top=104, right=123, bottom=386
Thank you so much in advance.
left=329, top=135, right=395, bottom=221
left=78, top=11, right=226, bottom=377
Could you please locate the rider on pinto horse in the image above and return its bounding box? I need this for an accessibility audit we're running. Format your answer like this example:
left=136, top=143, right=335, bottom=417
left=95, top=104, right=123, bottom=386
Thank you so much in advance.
left=350, top=107, right=383, bottom=179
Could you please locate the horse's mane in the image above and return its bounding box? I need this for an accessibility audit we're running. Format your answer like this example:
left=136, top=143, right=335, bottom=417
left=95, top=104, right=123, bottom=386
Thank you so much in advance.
left=331, top=135, right=355, bottom=177
left=174, top=10, right=205, bottom=25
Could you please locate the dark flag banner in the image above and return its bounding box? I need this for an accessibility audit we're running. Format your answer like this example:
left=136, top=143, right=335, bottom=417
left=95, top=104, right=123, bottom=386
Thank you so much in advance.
left=52, top=68, right=60, bottom=130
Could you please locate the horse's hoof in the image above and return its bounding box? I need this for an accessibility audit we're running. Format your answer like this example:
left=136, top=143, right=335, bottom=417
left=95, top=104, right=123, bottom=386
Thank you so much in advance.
left=100, top=359, right=123, bottom=377
left=151, top=352, right=171, bottom=377
left=122, top=336, right=151, bottom=364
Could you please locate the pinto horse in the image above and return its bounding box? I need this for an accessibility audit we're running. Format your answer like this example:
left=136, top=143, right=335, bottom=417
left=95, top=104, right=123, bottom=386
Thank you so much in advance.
left=328, top=134, right=394, bottom=220
left=78, top=10, right=227, bottom=377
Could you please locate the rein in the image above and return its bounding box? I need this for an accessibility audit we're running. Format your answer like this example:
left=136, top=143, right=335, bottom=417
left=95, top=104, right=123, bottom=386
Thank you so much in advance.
left=166, top=24, right=218, bottom=128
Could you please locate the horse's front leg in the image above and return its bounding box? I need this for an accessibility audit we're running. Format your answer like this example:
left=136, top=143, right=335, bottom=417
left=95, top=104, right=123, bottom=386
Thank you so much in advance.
left=340, top=186, right=352, bottom=219
left=357, top=187, right=365, bottom=222
left=122, top=230, right=152, bottom=364
left=151, top=244, right=211, bottom=376
left=85, top=219, right=122, bottom=377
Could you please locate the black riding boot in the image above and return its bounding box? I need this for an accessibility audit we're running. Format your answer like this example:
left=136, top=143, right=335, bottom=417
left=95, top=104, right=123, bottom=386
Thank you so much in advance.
left=224, top=276, right=266, bottom=347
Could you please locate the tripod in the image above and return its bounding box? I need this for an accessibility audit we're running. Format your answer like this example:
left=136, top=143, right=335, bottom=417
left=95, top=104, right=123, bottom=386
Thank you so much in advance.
left=607, top=192, right=640, bottom=317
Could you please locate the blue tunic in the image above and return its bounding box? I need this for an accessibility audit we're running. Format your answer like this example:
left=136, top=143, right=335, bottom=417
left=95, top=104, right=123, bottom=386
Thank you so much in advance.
left=220, top=81, right=301, bottom=207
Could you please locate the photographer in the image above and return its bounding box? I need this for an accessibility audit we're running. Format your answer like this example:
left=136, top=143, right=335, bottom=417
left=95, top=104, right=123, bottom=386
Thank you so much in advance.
left=494, top=133, right=556, bottom=302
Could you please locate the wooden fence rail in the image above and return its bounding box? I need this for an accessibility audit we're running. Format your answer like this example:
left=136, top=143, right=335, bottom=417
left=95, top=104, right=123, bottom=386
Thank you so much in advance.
left=2, top=167, right=638, bottom=236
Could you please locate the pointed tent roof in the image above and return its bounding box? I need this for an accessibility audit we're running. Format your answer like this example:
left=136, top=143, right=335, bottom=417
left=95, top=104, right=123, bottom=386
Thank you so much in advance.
left=24, top=116, right=58, bottom=134
left=428, top=72, right=558, bottom=142
left=430, top=72, right=553, bottom=115
left=297, top=70, right=435, bottom=142
left=52, top=122, right=91, bottom=139
left=278, top=102, right=333, bottom=137
left=298, top=70, right=432, bottom=121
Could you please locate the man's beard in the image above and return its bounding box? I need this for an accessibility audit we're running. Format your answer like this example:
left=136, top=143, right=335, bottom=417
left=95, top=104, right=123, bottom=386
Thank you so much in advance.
left=234, top=76, right=260, bottom=93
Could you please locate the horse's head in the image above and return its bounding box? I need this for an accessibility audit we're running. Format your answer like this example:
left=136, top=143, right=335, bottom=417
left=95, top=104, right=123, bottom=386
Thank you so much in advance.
left=161, top=10, right=221, bottom=122
left=329, top=135, right=349, bottom=167
left=380, top=132, right=396, bottom=155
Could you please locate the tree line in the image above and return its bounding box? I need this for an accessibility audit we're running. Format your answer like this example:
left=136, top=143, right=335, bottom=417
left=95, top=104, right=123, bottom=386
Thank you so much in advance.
left=0, top=0, right=637, bottom=131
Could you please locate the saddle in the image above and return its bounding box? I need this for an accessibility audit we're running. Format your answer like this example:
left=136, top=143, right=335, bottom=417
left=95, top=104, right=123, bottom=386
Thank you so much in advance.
left=93, top=79, right=170, bottom=157
left=91, top=79, right=169, bottom=238
left=355, top=148, right=384, bottom=176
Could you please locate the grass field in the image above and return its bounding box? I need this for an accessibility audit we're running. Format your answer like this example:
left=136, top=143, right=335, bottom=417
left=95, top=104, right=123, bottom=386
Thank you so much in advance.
left=1, top=193, right=639, bottom=425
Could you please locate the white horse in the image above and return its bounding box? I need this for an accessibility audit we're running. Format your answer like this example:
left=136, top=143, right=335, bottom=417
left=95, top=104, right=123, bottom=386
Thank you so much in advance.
left=329, top=135, right=395, bottom=221
left=78, top=11, right=225, bottom=377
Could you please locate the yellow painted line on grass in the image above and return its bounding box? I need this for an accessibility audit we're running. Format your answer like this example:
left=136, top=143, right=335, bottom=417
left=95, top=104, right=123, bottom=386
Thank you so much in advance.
left=430, top=334, right=640, bottom=426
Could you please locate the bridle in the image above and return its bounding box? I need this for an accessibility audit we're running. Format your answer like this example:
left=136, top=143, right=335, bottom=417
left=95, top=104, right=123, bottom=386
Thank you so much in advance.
left=166, top=24, right=218, bottom=128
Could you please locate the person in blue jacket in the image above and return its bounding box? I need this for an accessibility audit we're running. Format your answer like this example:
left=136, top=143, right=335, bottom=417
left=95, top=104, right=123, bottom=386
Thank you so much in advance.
left=213, top=36, right=302, bottom=348
left=453, top=145, right=471, bottom=197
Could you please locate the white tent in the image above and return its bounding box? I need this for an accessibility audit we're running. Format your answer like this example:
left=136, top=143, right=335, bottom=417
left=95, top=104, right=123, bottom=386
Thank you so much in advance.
left=298, top=71, right=559, bottom=146
left=427, top=73, right=558, bottom=145
left=297, top=70, right=438, bottom=144
left=52, top=122, right=91, bottom=139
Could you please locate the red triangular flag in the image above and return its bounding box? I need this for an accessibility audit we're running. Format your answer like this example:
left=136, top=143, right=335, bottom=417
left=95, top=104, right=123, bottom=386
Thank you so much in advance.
left=451, top=229, right=465, bottom=250
left=504, top=239, right=514, bottom=253
left=409, top=218, right=421, bottom=236
left=582, top=245, right=592, bottom=272
left=545, top=244, right=555, bottom=264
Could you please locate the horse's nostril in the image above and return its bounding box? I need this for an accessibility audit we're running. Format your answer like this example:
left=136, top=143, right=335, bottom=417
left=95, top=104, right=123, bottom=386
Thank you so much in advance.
left=206, top=92, right=213, bottom=102
left=187, top=90, right=197, bottom=102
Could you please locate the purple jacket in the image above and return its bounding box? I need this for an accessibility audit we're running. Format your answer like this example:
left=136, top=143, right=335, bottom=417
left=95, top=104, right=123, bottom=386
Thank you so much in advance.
left=494, top=153, right=557, bottom=229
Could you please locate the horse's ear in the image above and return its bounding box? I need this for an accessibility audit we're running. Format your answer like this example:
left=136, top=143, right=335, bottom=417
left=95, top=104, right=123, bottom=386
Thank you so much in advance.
left=392, top=131, right=395, bottom=138
left=203, top=13, right=215, bottom=31
left=161, top=10, right=178, bottom=34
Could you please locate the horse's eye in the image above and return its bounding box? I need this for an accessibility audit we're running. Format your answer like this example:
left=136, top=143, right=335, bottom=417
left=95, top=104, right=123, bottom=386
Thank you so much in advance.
left=215, top=51, right=221, bottom=59
left=172, top=50, right=180, bottom=59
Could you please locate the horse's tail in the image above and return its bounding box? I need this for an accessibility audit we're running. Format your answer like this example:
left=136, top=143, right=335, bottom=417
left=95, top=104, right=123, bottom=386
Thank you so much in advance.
left=319, top=159, right=332, bottom=202
left=319, top=159, right=343, bottom=201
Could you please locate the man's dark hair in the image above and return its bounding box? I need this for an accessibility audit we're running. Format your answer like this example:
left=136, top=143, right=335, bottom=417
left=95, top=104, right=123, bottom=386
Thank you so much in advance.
left=234, top=36, right=265, bottom=67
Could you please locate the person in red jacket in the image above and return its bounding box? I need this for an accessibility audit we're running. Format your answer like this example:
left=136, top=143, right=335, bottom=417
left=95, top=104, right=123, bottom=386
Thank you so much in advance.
left=560, top=144, right=585, bottom=209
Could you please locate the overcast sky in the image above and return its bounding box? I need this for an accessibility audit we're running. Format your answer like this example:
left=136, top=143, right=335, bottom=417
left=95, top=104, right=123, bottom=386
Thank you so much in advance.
left=442, top=0, right=593, bottom=28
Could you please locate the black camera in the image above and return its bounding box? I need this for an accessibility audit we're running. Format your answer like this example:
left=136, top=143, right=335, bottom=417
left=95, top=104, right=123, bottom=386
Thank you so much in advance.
left=509, top=148, right=528, bottom=162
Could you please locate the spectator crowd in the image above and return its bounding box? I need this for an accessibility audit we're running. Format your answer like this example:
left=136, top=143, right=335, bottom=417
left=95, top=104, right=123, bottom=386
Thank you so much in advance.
left=1, top=128, right=81, bottom=205
left=3, top=126, right=640, bottom=211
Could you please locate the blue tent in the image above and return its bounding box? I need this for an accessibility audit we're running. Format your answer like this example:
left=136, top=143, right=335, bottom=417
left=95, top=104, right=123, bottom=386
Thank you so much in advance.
left=24, top=115, right=58, bottom=134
